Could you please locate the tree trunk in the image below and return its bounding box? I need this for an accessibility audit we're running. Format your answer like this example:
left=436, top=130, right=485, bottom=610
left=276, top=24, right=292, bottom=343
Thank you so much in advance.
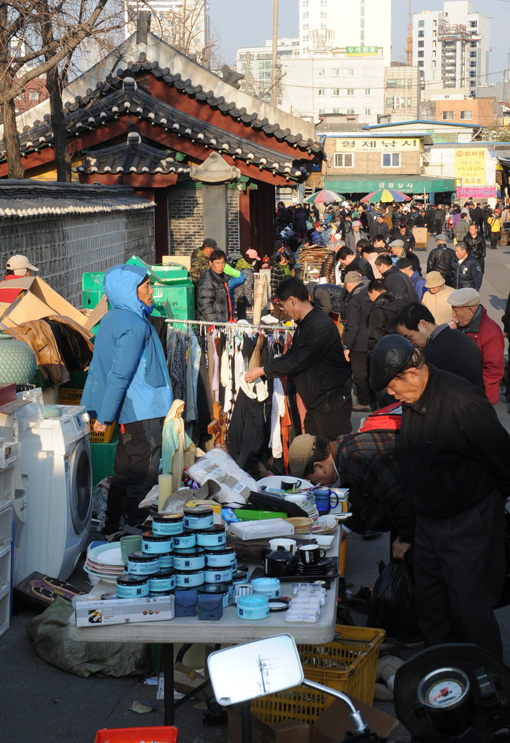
left=47, top=66, right=71, bottom=182
left=2, top=88, right=24, bottom=179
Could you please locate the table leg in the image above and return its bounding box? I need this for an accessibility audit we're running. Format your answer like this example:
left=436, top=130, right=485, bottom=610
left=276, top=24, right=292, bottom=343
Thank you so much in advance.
left=339, top=501, right=348, bottom=575
left=162, top=643, right=174, bottom=726
left=241, top=700, right=252, bottom=743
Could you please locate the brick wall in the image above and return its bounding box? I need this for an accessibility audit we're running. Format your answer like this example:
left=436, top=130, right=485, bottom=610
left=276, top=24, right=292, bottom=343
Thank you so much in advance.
left=0, top=209, right=155, bottom=308
left=167, top=189, right=204, bottom=256
left=227, top=190, right=240, bottom=253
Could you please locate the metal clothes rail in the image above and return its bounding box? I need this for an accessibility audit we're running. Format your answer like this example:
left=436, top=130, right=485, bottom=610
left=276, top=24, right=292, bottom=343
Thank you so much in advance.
left=165, top=318, right=292, bottom=331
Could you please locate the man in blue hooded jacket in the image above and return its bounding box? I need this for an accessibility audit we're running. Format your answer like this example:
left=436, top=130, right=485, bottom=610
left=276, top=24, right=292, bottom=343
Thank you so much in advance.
left=81, top=264, right=172, bottom=535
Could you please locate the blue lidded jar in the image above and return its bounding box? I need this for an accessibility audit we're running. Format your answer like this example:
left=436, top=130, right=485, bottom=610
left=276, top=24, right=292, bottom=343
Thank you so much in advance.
left=152, top=513, right=184, bottom=536
left=204, top=565, right=233, bottom=584
left=148, top=569, right=176, bottom=594
left=116, top=573, right=149, bottom=599
left=251, top=577, right=281, bottom=599
left=159, top=552, right=174, bottom=569
left=204, top=546, right=237, bottom=569
left=174, top=568, right=205, bottom=588
left=195, top=525, right=226, bottom=549
left=232, top=569, right=248, bottom=586
left=141, top=532, right=174, bottom=554
left=173, top=551, right=206, bottom=571
left=237, top=594, right=269, bottom=620
left=173, top=532, right=197, bottom=550
left=183, top=506, right=214, bottom=531
left=127, top=552, right=161, bottom=575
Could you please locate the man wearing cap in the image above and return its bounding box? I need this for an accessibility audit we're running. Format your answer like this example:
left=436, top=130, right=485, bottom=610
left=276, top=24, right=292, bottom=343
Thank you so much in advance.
left=421, top=271, right=455, bottom=325
left=190, top=238, right=217, bottom=286
left=448, top=288, right=504, bottom=405
left=396, top=258, right=426, bottom=299
left=389, top=238, right=421, bottom=274
left=395, top=302, right=483, bottom=386
left=344, top=221, right=368, bottom=252
left=81, top=265, right=172, bottom=536
left=0, top=255, right=39, bottom=305
left=369, top=335, right=510, bottom=657
left=464, top=223, right=486, bottom=274
left=426, top=234, right=455, bottom=284
left=369, top=214, right=390, bottom=243
left=288, top=432, right=415, bottom=559
left=244, top=278, right=352, bottom=441
left=450, top=241, right=482, bottom=291
left=311, top=222, right=326, bottom=247
left=342, top=272, right=372, bottom=411
left=375, top=254, right=417, bottom=303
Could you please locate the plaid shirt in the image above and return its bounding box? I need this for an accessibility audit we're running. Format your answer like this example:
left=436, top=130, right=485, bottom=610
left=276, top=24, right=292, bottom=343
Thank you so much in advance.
left=336, top=431, right=415, bottom=543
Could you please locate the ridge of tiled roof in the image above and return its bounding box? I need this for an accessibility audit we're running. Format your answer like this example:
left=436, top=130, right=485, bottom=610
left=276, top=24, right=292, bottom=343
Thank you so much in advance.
left=12, top=84, right=314, bottom=181
left=75, top=137, right=191, bottom=175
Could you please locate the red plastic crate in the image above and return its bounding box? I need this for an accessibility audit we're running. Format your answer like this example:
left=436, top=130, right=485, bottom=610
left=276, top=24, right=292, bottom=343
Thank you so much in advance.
left=94, top=726, right=178, bottom=743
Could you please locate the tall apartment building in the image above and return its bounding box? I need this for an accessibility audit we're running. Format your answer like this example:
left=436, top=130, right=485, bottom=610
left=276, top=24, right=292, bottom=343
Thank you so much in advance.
left=412, top=1, right=490, bottom=97
left=236, top=38, right=300, bottom=104
left=384, top=64, right=420, bottom=121
left=299, top=0, right=392, bottom=66
left=124, top=1, right=210, bottom=65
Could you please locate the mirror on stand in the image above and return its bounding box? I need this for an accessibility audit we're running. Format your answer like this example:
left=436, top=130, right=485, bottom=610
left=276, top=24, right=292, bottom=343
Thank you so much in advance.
left=207, top=633, right=304, bottom=706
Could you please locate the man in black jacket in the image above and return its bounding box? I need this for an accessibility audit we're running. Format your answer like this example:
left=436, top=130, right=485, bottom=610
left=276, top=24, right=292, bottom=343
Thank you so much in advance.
left=307, top=281, right=345, bottom=321
left=245, top=278, right=352, bottom=440
left=450, top=242, right=482, bottom=290
left=426, top=234, right=455, bottom=283
left=394, top=302, right=483, bottom=386
left=464, top=223, right=486, bottom=274
left=342, top=272, right=372, bottom=411
left=370, top=336, right=510, bottom=657
left=369, top=214, right=390, bottom=242
left=196, top=249, right=232, bottom=321
left=375, top=254, right=417, bottom=302
left=337, top=246, right=375, bottom=282
left=367, top=280, right=405, bottom=355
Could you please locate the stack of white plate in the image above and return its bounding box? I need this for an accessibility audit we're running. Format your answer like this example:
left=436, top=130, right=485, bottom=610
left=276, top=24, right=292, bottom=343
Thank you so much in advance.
left=84, top=542, right=125, bottom=584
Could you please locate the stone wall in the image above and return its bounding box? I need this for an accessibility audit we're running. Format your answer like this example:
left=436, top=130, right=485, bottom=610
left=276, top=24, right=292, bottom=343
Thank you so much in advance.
left=0, top=210, right=155, bottom=308
left=167, top=187, right=240, bottom=256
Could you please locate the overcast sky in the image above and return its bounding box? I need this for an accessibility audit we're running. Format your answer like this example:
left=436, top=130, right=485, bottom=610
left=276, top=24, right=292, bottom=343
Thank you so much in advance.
left=209, top=0, right=510, bottom=86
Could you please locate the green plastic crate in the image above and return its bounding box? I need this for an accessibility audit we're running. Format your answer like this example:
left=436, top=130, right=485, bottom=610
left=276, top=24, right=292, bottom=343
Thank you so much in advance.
left=90, top=431, right=118, bottom=484
left=151, top=280, right=195, bottom=320
left=126, top=255, right=188, bottom=282
left=82, top=272, right=106, bottom=309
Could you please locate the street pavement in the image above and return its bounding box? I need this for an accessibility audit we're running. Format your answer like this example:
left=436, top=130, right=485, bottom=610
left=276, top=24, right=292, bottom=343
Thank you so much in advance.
left=1, top=237, right=510, bottom=743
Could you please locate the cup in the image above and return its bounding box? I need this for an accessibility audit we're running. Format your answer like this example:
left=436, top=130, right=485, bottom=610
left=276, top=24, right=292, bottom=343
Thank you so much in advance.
left=281, top=479, right=301, bottom=491
left=313, top=488, right=340, bottom=515
left=298, top=544, right=326, bottom=565
left=269, top=538, right=297, bottom=555
left=120, top=535, right=142, bottom=564
left=284, top=494, right=309, bottom=511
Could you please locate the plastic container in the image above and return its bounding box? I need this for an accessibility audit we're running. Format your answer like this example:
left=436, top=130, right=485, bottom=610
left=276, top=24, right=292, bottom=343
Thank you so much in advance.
left=141, top=532, right=174, bottom=555
left=251, top=577, right=281, bottom=599
left=94, top=726, right=178, bottom=743
left=251, top=625, right=385, bottom=724
left=173, top=532, right=197, bottom=550
left=127, top=552, right=160, bottom=576
left=237, top=594, right=269, bottom=620
left=195, top=525, right=226, bottom=548
left=204, top=546, right=237, bottom=569
left=159, top=552, right=174, bottom=569
left=116, top=573, right=149, bottom=599
left=174, top=568, right=204, bottom=588
left=148, top=569, right=176, bottom=594
left=90, top=432, right=118, bottom=484
left=152, top=513, right=184, bottom=536
left=204, top=565, right=233, bottom=584
left=173, top=551, right=206, bottom=571
left=183, top=506, right=214, bottom=531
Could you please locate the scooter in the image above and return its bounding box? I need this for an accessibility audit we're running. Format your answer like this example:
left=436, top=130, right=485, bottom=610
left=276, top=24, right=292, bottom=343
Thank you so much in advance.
left=207, top=635, right=510, bottom=743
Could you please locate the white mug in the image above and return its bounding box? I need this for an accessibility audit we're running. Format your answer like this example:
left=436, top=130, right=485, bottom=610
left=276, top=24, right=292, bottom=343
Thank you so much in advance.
left=269, top=538, right=297, bottom=555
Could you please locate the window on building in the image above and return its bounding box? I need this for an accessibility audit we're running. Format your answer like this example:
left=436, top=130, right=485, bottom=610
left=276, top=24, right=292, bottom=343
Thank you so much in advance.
left=332, top=68, right=340, bottom=76
left=347, top=68, right=354, bottom=76
left=318, top=68, right=325, bottom=75
left=302, top=0, right=309, bottom=4
left=319, top=109, right=325, bottom=114
left=303, top=35, right=309, bottom=41
left=321, top=11, right=327, bottom=18
left=418, top=50, right=424, bottom=58
left=346, top=108, right=355, bottom=114
left=321, top=0, right=327, bottom=5
left=332, top=88, right=341, bottom=96
left=470, top=62, right=476, bottom=68
left=346, top=88, right=354, bottom=95
left=418, top=19, right=424, bottom=27
left=334, top=153, right=354, bottom=167
left=386, top=97, right=393, bottom=106
left=320, top=23, right=326, bottom=29
left=470, top=51, right=477, bottom=57
left=469, top=20, right=477, bottom=27
left=365, top=88, right=370, bottom=94
left=418, top=40, right=424, bottom=47
left=460, top=110, right=473, bottom=119
left=418, top=30, right=424, bottom=37
left=318, top=89, right=326, bottom=96
left=442, top=110, right=454, bottom=119
left=407, top=98, right=412, bottom=106
left=364, top=108, right=371, bottom=115
left=469, top=71, right=477, bottom=77
left=28, top=91, right=39, bottom=101
left=418, top=61, right=424, bottom=67
left=303, top=23, right=309, bottom=29
left=333, top=108, right=340, bottom=113
left=382, top=153, right=400, bottom=167
left=470, top=42, right=477, bottom=48
left=387, top=79, right=405, bottom=88
left=407, top=79, right=413, bottom=87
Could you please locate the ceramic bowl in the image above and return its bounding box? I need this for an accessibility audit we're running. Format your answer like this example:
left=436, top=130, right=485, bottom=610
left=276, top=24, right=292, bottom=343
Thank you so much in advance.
left=285, top=516, right=313, bottom=534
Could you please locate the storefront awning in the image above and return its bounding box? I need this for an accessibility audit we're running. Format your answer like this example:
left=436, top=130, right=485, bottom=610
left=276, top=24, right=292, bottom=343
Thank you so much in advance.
left=324, top=175, right=457, bottom=194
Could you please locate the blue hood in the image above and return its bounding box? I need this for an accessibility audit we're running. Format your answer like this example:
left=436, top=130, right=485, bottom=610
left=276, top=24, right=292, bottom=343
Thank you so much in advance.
left=104, top=264, right=148, bottom=317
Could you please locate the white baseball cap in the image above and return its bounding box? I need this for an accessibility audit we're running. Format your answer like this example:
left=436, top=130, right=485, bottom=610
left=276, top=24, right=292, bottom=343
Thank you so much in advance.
left=6, top=255, right=39, bottom=275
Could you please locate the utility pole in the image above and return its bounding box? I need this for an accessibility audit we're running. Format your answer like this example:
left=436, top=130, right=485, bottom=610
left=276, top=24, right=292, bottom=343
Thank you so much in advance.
left=406, top=0, right=413, bottom=66
left=271, top=0, right=278, bottom=107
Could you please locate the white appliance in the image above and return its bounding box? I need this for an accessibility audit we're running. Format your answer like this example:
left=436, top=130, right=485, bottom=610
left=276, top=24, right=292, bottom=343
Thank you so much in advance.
left=15, top=404, right=93, bottom=583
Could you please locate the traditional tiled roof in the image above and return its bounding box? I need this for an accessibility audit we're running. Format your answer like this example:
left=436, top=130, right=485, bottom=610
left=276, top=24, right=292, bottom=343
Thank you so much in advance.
left=75, top=132, right=190, bottom=175
left=0, top=181, right=153, bottom=219
left=11, top=77, right=315, bottom=181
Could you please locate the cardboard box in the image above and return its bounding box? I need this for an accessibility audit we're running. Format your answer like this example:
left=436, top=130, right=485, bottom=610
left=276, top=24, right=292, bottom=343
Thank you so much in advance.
left=229, top=707, right=311, bottom=743
left=173, top=662, right=212, bottom=701
left=0, top=276, right=105, bottom=332
left=313, top=696, right=398, bottom=743
left=73, top=594, right=175, bottom=627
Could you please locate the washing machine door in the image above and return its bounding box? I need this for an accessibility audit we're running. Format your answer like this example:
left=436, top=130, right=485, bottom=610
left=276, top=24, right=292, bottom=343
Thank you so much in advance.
left=69, top=438, right=93, bottom=534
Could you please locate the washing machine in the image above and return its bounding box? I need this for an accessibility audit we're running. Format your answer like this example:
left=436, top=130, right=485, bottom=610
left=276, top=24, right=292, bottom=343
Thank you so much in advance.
left=15, top=404, right=93, bottom=583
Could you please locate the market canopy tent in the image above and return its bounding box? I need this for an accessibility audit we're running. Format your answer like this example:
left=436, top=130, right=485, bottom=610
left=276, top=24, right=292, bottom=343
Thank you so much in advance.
left=361, top=188, right=410, bottom=203
left=305, top=188, right=345, bottom=204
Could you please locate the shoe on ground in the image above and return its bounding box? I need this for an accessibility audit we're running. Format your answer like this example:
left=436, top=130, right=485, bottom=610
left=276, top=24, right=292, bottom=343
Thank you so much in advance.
left=352, top=403, right=371, bottom=412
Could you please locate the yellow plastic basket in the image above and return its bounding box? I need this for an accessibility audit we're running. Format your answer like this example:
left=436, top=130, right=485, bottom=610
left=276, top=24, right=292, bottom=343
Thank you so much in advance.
left=251, top=625, right=385, bottom=725
left=58, top=388, right=116, bottom=443
left=58, top=388, right=82, bottom=404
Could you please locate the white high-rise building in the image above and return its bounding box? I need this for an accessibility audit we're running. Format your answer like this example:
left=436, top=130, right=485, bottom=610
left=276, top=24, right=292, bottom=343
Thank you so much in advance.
left=299, top=0, right=392, bottom=66
left=412, top=1, right=490, bottom=97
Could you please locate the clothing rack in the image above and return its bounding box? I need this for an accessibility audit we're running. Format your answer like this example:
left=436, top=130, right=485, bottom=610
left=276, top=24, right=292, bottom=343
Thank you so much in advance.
left=165, top=318, right=291, bottom=331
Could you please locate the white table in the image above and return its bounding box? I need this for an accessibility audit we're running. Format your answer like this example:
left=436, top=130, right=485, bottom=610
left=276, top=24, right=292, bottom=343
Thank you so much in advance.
left=69, top=527, right=341, bottom=724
